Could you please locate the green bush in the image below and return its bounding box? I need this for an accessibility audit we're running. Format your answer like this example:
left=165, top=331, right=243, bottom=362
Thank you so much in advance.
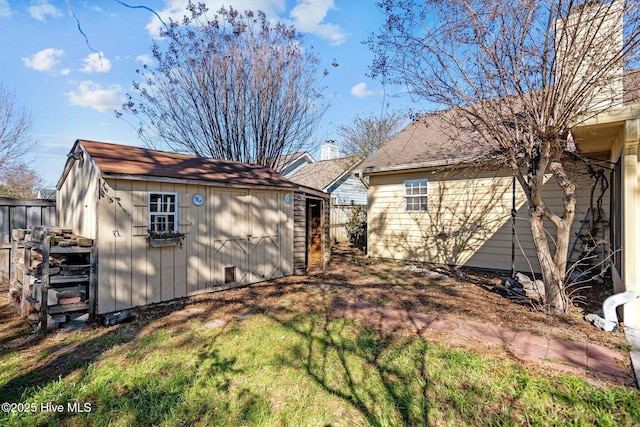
left=345, top=205, right=367, bottom=252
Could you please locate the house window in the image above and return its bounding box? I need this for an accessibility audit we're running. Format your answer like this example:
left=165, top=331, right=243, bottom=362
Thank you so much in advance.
left=148, top=192, right=178, bottom=233
left=404, top=179, right=428, bottom=212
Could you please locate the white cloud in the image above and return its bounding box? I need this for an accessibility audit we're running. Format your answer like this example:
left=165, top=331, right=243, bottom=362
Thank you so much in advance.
left=66, top=81, right=123, bottom=113
left=143, top=0, right=346, bottom=45
left=136, top=54, right=153, bottom=66
left=289, top=0, right=347, bottom=45
left=22, top=48, right=64, bottom=72
left=351, top=82, right=376, bottom=98
left=145, top=0, right=287, bottom=38
left=81, top=52, right=111, bottom=73
left=29, top=3, right=63, bottom=22
left=0, top=0, right=13, bottom=18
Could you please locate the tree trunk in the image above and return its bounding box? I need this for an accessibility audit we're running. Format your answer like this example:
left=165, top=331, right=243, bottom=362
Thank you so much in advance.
left=530, top=212, right=568, bottom=314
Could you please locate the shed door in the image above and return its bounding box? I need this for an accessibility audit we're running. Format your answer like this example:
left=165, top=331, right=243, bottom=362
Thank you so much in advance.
left=307, top=199, right=323, bottom=270
left=248, top=191, right=282, bottom=282
left=212, top=190, right=248, bottom=288
left=211, top=190, right=284, bottom=287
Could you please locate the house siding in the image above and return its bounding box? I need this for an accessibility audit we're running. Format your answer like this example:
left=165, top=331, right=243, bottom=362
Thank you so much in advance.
left=328, top=175, right=368, bottom=205
left=367, top=167, right=609, bottom=275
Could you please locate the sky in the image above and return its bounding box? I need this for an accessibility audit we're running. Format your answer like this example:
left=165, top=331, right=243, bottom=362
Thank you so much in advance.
left=0, top=0, right=426, bottom=187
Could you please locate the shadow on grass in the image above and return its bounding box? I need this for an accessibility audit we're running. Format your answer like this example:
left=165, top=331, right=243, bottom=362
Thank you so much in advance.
left=264, top=285, right=437, bottom=426
left=0, top=298, right=230, bottom=407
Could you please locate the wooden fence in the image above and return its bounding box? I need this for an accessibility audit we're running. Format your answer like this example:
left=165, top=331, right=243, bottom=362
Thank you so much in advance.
left=0, top=198, right=56, bottom=290
left=330, top=204, right=361, bottom=243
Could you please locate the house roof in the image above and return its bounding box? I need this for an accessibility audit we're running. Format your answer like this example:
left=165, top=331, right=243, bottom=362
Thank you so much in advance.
left=62, top=140, right=296, bottom=189
left=270, top=151, right=315, bottom=174
left=356, top=110, right=492, bottom=175
left=37, top=189, right=56, bottom=200
left=288, top=156, right=363, bottom=191
left=358, top=69, right=640, bottom=176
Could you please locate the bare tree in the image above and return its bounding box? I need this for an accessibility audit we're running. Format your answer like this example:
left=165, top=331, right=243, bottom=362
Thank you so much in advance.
left=119, top=3, right=332, bottom=167
left=336, top=109, right=406, bottom=157
left=369, top=0, right=640, bottom=313
left=0, top=84, right=34, bottom=170
left=0, top=162, right=42, bottom=198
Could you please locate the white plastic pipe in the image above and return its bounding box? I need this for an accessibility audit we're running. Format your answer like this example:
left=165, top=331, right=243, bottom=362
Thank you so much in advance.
left=603, top=290, right=639, bottom=323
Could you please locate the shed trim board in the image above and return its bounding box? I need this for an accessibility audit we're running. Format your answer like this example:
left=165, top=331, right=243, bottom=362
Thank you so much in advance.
left=56, top=140, right=327, bottom=316
left=99, top=173, right=296, bottom=192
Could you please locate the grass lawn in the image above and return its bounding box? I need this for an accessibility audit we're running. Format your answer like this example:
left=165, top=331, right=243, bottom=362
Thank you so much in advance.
left=1, top=294, right=639, bottom=427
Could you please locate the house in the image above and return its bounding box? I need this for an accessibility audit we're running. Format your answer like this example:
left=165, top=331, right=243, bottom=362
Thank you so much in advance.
left=355, top=91, right=640, bottom=328
left=355, top=0, right=640, bottom=328
left=36, top=189, right=57, bottom=201
left=271, top=151, right=315, bottom=177
left=288, top=156, right=367, bottom=206
left=56, top=140, right=329, bottom=316
left=274, top=145, right=368, bottom=243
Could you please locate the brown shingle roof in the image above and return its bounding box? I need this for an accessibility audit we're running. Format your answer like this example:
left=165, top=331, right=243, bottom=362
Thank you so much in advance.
left=359, top=69, right=640, bottom=175
left=356, top=111, right=491, bottom=174
left=289, top=156, right=362, bottom=190
left=76, top=140, right=296, bottom=188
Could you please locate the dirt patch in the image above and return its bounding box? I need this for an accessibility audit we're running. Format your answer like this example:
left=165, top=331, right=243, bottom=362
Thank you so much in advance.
left=0, top=242, right=631, bottom=385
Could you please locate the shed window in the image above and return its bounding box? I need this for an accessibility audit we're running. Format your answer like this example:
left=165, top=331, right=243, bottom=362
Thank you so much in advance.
left=149, top=192, right=178, bottom=233
left=404, top=179, right=428, bottom=212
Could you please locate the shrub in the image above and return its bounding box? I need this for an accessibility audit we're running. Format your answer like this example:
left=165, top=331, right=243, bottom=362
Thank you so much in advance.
left=345, top=205, right=367, bottom=253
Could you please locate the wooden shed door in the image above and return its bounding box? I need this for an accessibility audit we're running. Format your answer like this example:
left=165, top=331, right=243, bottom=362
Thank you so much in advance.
left=247, top=192, right=282, bottom=282
left=211, top=190, right=284, bottom=287
left=307, top=200, right=323, bottom=270
left=211, top=190, right=249, bottom=288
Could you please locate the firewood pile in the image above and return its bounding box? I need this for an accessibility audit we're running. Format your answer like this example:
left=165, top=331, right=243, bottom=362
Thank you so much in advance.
left=17, top=226, right=93, bottom=247
left=11, top=227, right=94, bottom=319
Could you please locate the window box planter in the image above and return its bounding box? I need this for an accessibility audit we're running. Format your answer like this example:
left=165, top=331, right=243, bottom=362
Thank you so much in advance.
left=146, top=231, right=185, bottom=249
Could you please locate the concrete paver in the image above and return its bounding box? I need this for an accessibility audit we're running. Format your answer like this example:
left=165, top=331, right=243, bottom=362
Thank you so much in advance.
left=336, top=299, right=633, bottom=384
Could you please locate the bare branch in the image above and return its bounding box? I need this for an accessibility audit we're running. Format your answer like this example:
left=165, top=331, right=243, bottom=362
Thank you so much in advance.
left=118, top=3, right=329, bottom=167
left=0, top=84, right=34, bottom=170
left=369, top=0, right=640, bottom=313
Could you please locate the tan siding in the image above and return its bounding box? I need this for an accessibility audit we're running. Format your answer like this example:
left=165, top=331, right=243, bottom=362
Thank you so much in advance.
left=114, top=179, right=133, bottom=311
left=130, top=181, right=149, bottom=308
left=57, top=156, right=99, bottom=238
left=160, top=182, right=177, bottom=302
left=212, top=189, right=248, bottom=286
left=91, top=179, right=295, bottom=315
left=281, top=192, right=294, bottom=276
left=97, top=178, right=117, bottom=314
left=173, top=184, right=189, bottom=299
left=368, top=167, right=610, bottom=274
left=187, top=184, right=212, bottom=295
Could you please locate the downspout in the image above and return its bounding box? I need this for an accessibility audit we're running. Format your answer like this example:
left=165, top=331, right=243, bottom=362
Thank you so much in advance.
left=511, top=173, right=516, bottom=278
left=603, top=290, right=639, bottom=325
left=357, top=171, right=369, bottom=189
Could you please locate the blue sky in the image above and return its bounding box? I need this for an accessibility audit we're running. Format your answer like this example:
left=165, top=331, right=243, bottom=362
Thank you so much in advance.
left=0, top=0, right=425, bottom=186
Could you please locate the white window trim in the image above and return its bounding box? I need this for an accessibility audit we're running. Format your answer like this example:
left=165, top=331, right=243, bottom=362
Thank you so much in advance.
left=148, top=192, right=178, bottom=233
left=404, top=178, right=428, bottom=212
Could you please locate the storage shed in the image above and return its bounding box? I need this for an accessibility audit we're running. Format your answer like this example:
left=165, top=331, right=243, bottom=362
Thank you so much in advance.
left=56, top=140, right=329, bottom=316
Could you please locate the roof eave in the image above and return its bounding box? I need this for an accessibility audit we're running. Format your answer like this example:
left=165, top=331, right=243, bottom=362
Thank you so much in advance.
left=354, top=156, right=482, bottom=176
left=100, top=173, right=296, bottom=191
left=323, top=157, right=365, bottom=190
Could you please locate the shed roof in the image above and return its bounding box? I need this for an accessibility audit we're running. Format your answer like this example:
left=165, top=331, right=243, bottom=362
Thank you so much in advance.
left=288, top=156, right=362, bottom=191
left=65, top=140, right=296, bottom=189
